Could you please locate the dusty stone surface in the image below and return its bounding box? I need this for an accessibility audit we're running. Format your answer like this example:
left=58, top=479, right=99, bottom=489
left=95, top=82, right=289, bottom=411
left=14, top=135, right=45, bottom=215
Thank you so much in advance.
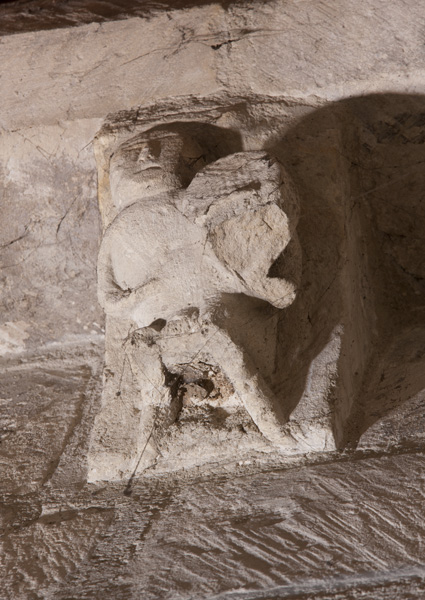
left=86, top=92, right=425, bottom=480
left=3, top=402, right=425, bottom=599
left=0, top=119, right=104, bottom=353
left=1, top=0, right=425, bottom=598
left=2, top=92, right=424, bottom=597
left=1, top=1, right=425, bottom=131
left=89, top=123, right=316, bottom=482
left=2, top=352, right=425, bottom=600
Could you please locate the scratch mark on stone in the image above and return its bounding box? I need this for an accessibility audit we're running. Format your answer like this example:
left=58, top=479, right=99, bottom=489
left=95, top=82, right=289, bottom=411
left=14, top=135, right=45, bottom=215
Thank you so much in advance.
left=120, top=46, right=176, bottom=67
left=124, top=425, right=155, bottom=497
left=56, top=195, right=79, bottom=236
left=0, top=225, right=28, bottom=248
left=17, top=132, right=53, bottom=160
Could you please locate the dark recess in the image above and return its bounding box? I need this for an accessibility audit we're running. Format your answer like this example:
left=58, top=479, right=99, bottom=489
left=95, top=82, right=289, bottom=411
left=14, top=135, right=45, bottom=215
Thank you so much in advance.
left=0, top=0, right=258, bottom=36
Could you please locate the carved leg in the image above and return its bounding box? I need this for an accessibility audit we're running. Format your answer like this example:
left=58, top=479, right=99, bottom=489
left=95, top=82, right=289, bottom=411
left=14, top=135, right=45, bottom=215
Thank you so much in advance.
left=87, top=319, right=170, bottom=482
left=200, top=326, right=295, bottom=449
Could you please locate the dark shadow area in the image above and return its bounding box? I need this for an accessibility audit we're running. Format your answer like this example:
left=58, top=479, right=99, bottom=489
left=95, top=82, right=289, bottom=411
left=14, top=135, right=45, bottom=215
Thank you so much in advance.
left=213, top=293, right=280, bottom=389
left=146, top=120, right=244, bottom=183
left=352, top=325, right=425, bottom=445
left=263, top=93, right=425, bottom=447
left=0, top=0, right=262, bottom=36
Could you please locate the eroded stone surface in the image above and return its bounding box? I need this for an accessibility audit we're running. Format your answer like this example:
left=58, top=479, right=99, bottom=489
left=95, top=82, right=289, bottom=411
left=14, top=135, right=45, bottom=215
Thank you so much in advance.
left=86, top=92, right=425, bottom=481
left=1, top=1, right=425, bottom=598
left=3, top=408, right=425, bottom=600
left=2, top=91, right=425, bottom=597
left=89, top=122, right=316, bottom=481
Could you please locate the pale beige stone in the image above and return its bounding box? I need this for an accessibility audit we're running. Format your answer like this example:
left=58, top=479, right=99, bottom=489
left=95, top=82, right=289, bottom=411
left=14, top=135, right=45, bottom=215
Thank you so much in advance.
left=1, top=2, right=425, bottom=598
left=89, top=126, right=309, bottom=482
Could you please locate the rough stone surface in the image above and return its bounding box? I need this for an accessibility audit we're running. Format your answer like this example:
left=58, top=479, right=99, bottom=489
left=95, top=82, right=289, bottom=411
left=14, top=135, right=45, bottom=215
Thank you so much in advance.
left=86, top=93, right=425, bottom=481
left=0, top=119, right=104, bottom=353
left=1, top=1, right=425, bottom=130
left=90, top=123, right=312, bottom=482
left=1, top=0, right=425, bottom=598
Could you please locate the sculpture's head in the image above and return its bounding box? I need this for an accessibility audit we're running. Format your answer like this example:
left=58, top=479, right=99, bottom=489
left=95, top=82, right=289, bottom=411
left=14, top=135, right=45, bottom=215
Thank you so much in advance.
left=109, top=128, right=206, bottom=207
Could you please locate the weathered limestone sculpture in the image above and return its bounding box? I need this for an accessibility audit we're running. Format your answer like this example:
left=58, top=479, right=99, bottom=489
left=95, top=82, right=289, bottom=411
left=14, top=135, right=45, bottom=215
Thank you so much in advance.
left=88, top=124, right=313, bottom=482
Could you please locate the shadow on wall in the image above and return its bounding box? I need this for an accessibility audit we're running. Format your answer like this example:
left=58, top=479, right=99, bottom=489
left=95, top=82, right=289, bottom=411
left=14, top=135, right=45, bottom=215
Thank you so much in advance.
left=262, top=93, right=425, bottom=448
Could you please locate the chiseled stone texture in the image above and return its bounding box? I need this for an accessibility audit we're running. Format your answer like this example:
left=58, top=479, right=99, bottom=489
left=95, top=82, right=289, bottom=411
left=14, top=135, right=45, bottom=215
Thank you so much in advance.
left=1, top=1, right=425, bottom=598
left=1, top=0, right=424, bottom=355
left=84, top=93, right=425, bottom=481
left=0, top=0, right=425, bottom=131
left=3, top=447, right=425, bottom=599
left=1, top=91, right=425, bottom=598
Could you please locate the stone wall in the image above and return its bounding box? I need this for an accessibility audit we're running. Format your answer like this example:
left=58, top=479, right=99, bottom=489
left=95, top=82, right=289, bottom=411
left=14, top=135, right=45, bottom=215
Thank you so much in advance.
left=2, top=2, right=425, bottom=598
left=1, top=0, right=424, bottom=357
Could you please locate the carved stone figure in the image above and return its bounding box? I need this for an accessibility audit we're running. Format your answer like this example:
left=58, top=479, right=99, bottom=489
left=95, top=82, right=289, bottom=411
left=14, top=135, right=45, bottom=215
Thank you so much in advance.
left=88, top=125, right=305, bottom=482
